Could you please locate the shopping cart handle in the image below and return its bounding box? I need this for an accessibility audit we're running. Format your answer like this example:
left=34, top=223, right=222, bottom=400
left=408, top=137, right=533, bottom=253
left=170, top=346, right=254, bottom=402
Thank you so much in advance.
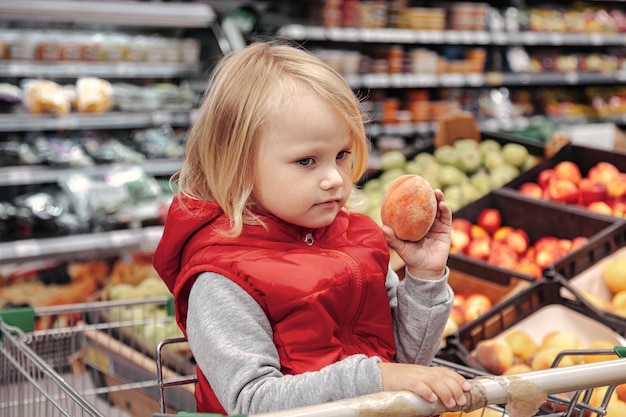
left=616, top=346, right=626, bottom=358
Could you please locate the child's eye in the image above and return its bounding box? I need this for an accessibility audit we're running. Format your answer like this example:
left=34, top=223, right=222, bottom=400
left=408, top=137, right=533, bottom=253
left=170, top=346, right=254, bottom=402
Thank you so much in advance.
left=337, top=150, right=351, bottom=160
left=297, top=157, right=314, bottom=167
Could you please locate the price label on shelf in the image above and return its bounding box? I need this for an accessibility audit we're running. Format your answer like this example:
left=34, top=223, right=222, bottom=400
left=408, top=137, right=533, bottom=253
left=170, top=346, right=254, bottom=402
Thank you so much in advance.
left=564, top=72, right=579, bottom=84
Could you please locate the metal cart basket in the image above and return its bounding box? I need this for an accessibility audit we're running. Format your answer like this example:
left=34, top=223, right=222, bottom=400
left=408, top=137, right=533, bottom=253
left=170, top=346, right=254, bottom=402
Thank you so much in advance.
left=154, top=339, right=626, bottom=417
left=0, top=295, right=196, bottom=417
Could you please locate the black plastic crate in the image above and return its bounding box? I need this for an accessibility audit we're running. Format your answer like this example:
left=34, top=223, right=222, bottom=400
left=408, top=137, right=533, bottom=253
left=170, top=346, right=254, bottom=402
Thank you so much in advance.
left=448, top=189, right=626, bottom=284
left=439, top=279, right=626, bottom=371
left=503, top=143, right=626, bottom=217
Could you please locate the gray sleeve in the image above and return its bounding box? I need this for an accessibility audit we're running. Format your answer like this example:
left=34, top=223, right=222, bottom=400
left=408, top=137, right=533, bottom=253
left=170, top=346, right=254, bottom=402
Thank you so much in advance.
left=390, top=266, right=454, bottom=364
left=186, top=272, right=384, bottom=415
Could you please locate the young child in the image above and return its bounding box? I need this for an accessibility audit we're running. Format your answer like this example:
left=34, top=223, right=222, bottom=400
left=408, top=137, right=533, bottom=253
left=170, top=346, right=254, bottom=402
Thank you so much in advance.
left=153, top=41, right=470, bottom=415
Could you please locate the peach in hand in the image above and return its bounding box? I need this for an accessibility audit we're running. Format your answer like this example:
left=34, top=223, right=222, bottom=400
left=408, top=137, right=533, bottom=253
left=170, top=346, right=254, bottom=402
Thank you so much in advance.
left=380, top=174, right=437, bottom=241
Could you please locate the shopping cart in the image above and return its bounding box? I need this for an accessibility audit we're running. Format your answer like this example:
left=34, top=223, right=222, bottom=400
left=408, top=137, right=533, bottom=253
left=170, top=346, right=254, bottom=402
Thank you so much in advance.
left=0, top=295, right=196, bottom=417
left=153, top=340, right=626, bottom=417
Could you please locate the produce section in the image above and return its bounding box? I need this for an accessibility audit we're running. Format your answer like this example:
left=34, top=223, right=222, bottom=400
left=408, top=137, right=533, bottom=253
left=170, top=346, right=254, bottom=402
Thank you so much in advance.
left=1, top=1, right=626, bottom=417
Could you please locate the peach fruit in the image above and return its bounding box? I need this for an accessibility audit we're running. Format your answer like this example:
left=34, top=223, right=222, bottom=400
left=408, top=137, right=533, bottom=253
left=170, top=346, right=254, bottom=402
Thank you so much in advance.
left=518, top=182, right=543, bottom=199
left=615, top=383, right=626, bottom=403
left=472, top=337, right=514, bottom=375
left=380, top=174, right=436, bottom=241
left=583, top=340, right=617, bottom=364
left=503, top=363, right=533, bottom=375
left=503, top=329, right=538, bottom=363
left=477, top=208, right=501, bottom=234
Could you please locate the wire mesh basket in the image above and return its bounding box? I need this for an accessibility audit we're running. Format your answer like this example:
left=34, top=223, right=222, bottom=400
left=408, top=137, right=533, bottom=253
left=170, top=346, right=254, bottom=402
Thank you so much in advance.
left=152, top=338, right=626, bottom=417
left=0, top=296, right=196, bottom=417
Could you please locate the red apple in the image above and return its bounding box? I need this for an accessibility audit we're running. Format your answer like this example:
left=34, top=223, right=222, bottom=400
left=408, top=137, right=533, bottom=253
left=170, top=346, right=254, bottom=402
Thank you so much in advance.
left=450, top=228, right=471, bottom=253
left=488, top=243, right=519, bottom=269
left=470, top=224, right=490, bottom=240
left=452, top=218, right=472, bottom=234
left=611, top=197, right=626, bottom=217
left=553, top=160, right=582, bottom=184
left=518, top=182, right=543, bottom=199
left=492, top=226, right=514, bottom=242
left=545, top=178, right=579, bottom=204
left=537, top=168, right=557, bottom=189
left=587, top=201, right=613, bottom=216
left=534, top=236, right=559, bottom=251
left=588, top=162, right=620, bottom=185
left=607, top=173, right=626, bottom=199
left=467, top=237, right=492, bottom=261
left=514, top=259, right=543, bottom=279
left=570, top=236, right=588, bottom=251
left=504, top=229, right=530, bottom=255
left=463, top=293, right=493, bottom=323
left=578, top=178, right=608, bottom=205
left=450, top=294, right=466, bottom=326
left=477, top=208, right=502, bottom=235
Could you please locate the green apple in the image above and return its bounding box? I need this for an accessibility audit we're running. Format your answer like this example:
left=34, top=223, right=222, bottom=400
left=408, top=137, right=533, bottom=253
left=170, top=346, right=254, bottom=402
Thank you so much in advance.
left=437, top=165, right=468, bottom=188
left=412, top=152, right=437, bottom=167
left=381, top=150, right=407, bottom=171
left=404, top=160, right=423, bottom=175
left=470, top=171, right=493, bottom=195
left=522, top=154, right=540, bottom=171
left=502, top=143, right=529, bottom=168
left=453, top=138, right=480, bottom=152
left=456, top=149, right=483, bottom=173
left=479, top=139, right=502, bottom=156
left=484, top=152, right=506, bottom=172
left=380, top=168, right=406, bottom=188
left=489, top=164, right=520, bottom=188
left=460, top=182, right=482, bottom=204
left=434, top=145, right=459, bottom=166
left=362, top=178, right=383, bottom=194
left=443, top=185, right=466, bottom=212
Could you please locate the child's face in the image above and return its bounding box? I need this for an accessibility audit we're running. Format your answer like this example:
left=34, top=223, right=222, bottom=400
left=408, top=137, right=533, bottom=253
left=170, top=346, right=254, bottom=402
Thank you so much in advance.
left=253, top=93, right=354, bottom=229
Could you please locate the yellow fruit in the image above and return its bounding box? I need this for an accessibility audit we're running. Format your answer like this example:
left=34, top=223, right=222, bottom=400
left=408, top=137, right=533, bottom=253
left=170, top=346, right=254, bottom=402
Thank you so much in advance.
left=504, top=329, right=538, bottom=363
left=604, top=258, right=626, bottom=294
left=584, top=340, right=617, bottom=363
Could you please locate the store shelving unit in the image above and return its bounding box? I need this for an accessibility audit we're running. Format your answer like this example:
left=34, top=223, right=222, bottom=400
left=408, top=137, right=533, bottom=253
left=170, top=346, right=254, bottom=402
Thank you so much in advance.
left=0, top=0, right=226, bottom=263
left=274, top=2, right=626, bottom=138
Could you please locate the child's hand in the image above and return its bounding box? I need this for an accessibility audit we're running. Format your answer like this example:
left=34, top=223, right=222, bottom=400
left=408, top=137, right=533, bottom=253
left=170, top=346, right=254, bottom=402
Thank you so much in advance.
left=377, top=362, right=470, bottom=408
left=382, top=189, right=452, bottom=279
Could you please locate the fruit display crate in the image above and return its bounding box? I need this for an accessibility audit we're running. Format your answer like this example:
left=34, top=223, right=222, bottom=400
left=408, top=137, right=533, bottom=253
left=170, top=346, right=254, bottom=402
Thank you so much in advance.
left=557, top=245, right=626, bottom=336
left=503, top=142, right=626, bottom=217
left=440, top=279, right=626, bottom=371
left=448, top=189, right=626, bottom=285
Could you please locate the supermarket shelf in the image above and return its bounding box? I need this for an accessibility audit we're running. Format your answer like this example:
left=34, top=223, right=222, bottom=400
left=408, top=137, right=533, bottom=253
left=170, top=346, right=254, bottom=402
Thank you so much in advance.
left=0, top=61, right=202, bottom=79
left=0, top=0, right=216, bottom=28
left=0, top=159, right=183, bottom=187
left=277, top=25, right=626, bottom=46
left=0, top=111, right=197, bottom=132
left=0, top=226, right=164, bottom=264
left=343, top=70, right=626, bottom=89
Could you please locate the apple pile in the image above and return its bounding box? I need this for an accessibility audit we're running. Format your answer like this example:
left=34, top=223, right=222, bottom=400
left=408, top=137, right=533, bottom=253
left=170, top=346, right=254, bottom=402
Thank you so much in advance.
left=517, top=160, right=626, bottom=217
left=441, top=293, right=494, bottom=345
left=360, top=138, right=540, bottom=223
left=451, top=207, right=589, bottom=279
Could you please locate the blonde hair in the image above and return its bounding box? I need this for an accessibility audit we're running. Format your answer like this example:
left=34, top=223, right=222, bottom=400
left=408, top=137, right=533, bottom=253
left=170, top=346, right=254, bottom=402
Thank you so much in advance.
left=174, top=41, right=369, bottom=236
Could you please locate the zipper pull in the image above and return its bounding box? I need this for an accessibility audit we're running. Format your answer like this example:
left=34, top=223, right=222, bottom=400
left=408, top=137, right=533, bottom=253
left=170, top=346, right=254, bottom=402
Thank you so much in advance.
left=304, top=233, right=314, bottom=246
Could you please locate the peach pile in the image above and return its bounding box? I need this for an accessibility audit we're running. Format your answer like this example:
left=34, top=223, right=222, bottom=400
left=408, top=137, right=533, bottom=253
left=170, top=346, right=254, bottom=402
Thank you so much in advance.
left=467, top=330, right=626, bottom=417
left=517, top=160, right=626, bottom=217
left=380, top=174, right=437, bottom=241
left=582, top=256, right=626, bottom=318
left=451, top=208, right=588, bottom=279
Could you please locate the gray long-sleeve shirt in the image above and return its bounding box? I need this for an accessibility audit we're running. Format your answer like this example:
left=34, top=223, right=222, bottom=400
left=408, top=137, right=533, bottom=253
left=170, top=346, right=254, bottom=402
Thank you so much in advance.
left=186, top=266, right=453, bottom=415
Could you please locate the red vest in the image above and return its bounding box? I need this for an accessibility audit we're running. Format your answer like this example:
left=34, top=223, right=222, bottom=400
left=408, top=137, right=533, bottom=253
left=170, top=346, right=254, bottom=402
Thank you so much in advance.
left=154, top=199, right=396, bottom=414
